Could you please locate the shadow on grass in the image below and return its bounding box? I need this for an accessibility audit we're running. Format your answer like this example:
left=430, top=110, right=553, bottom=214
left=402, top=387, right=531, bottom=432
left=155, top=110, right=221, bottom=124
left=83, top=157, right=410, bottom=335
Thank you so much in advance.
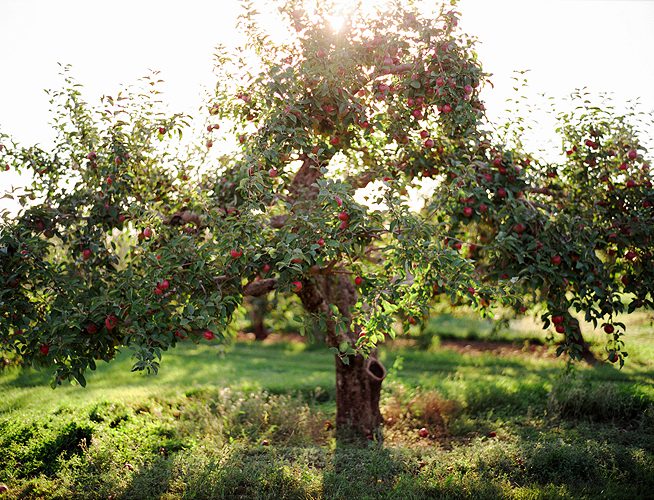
left=322, top=436, right=404, bottom=499
left=118, top=456, right=174, bottom=500
left=159, top=446, right=323, bottom=499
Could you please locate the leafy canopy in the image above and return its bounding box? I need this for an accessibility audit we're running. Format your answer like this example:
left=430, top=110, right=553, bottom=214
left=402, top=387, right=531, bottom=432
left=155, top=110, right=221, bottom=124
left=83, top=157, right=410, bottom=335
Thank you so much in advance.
left=1, top=0, right=652, bottom=386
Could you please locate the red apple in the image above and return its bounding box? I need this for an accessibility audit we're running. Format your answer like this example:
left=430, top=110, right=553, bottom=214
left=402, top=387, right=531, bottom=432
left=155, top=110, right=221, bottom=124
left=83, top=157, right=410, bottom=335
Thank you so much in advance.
left=555, top=325, right=565, bottom=334
left=105, top=314, right=118, bottom=331
left=338, top=211, right=349, bottom=221
left=230, top=249, right=243, bottom=259
left=468, top=286, right=476, bottom=295
left=106, top=176, right=113, bottom=185
left=39, top=344, right=50, bottom=355
left=354, top=276, right=363, bottom=286
left=261, top=263, right=271, bottom=273
left=513, top=223, right=525, bottom=234
left=551, top=255, right=562, bottom=266
left=316, top=238, right=325, bottom=247
left=420, top=130, right=430, bottom=139
left=627, top=149, right=637, bottom=160
left=442, top=103, right=452, bottom=114
left=160, top=279, right=170, bottom=291
left=335, top=196, right=343, bottom=207
left=154, top=287, right=163, bottom=296
left=158, top=127, right=166, bottom=135
left=497, top=187, right=507, bottom=198
left=330, top=136, right=341, bottom=146
left=418, top=427, right=429, bottom=438
left=463, top=206, right=473, bottom=217
left=143, top=227, right=153, bottom=239
left=604, top=324, right=615, bottom=334
left=269, top=168, right=278, bottom=177
left=86, top=323, right=98, bottom=334
left=552, top=315, right=564, bottom=325
left=82, top=249, right=92, bottom=261
left=203, top=330, right=215, bottom=340
left=453, top=241, right=462, bottom=251
left=424, top=139, right=434, bottom=148
left=292, top=281, right=303, bottom=293
left=478, top=203, right=488, bottom=213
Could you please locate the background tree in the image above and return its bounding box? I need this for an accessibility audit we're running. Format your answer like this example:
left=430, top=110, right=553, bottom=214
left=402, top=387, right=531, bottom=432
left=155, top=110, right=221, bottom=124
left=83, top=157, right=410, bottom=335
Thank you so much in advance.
left=1, top=0, right=652, bottom=441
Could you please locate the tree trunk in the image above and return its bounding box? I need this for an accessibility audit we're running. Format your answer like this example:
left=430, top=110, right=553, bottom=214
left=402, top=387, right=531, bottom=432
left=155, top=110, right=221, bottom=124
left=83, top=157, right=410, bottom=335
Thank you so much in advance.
left=297, top=273, right=387, bottom=441
left=247, top=296, right=269, bottom=341
left=568, top=318, right=598, bottom=365
left=335, top=353, right=386, bottom=442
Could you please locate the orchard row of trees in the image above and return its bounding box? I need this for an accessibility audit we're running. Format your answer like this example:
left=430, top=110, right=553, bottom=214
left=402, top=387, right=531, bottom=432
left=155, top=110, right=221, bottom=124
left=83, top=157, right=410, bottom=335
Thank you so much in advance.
left=1, top=0, right=652, bottom=439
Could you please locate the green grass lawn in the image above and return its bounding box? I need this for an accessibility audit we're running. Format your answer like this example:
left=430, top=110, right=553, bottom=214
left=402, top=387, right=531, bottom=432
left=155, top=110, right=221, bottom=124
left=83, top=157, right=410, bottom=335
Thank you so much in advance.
left=1, top=312, right=653, bottom=499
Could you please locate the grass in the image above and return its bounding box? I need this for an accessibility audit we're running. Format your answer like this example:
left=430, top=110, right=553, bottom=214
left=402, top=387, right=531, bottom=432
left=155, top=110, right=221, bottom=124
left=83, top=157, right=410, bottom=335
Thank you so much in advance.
left=0, top=311, right=653, bottom=499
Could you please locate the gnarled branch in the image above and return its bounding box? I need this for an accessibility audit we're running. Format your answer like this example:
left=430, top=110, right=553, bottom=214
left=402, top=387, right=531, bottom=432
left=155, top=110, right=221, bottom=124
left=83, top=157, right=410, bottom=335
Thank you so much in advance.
left=243, top=278, right=277, bottom=297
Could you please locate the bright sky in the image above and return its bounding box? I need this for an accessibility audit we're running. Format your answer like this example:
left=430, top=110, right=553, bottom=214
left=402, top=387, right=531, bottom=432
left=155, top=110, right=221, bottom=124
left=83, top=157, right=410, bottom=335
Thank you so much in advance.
left=1, top=0, right=653, bottom=212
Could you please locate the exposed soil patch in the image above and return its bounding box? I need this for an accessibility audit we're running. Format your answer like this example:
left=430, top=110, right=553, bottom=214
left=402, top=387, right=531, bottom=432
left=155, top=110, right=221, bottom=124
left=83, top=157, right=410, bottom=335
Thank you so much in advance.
left=238, top=331, right=559, bottom=360
left=237, top=331, right=307, bottom=344
left=439, top=339, right=556, bottom=359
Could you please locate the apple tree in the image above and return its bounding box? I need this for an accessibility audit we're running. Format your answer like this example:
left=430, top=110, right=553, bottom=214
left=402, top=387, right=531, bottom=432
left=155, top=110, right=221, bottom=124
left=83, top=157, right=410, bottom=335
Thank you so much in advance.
left=432, top=92, right=653, bottom=364
left=1, top=1, right=652, bottom=440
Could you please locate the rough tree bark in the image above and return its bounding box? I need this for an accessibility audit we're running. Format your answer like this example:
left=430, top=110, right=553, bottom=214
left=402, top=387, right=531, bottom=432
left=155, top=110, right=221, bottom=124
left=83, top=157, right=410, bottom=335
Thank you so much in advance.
left=335, top=353, right=386, bottom=441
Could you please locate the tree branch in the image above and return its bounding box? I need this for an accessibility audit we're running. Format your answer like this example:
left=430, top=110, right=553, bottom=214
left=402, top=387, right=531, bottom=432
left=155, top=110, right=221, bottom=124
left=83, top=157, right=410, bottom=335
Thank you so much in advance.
left=243, top=278, right=277, bottom=297
left=166, top=209, right=203, bottom=227
left=288, top=155, right=322, bottom=201
left=270, top=215, right=289, bottom=228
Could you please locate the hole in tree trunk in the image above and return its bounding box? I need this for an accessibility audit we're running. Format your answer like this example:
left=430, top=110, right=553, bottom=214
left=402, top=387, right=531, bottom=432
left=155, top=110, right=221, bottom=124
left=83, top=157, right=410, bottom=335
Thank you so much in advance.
left=365, top=358, right=386, bottom=382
